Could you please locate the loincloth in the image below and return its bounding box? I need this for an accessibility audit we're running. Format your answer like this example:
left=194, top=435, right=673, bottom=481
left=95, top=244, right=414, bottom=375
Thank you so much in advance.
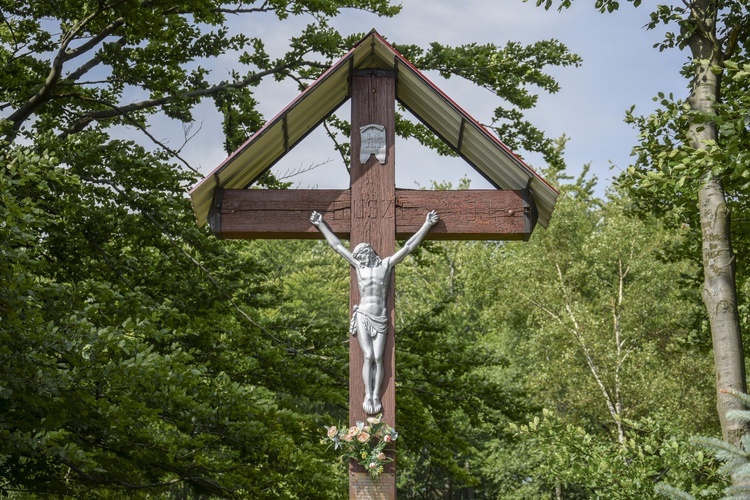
left=349, top=306, right=388, bottom=338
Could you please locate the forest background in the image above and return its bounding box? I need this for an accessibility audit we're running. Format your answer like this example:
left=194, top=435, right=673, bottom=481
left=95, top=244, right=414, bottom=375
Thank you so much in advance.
left=1, top=0, right=749, bottom=498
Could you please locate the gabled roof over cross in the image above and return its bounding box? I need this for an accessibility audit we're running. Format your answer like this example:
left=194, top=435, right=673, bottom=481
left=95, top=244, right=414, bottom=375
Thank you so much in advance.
left=189, top=29, right=558, bottom=230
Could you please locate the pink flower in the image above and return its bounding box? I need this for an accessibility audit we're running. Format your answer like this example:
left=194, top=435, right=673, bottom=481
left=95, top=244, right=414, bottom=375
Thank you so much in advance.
left=383, top=435, right=392, bottom=443
left=341, top=434, right=353, bottom=442
left=369, top=462, right=378, bottom=469
left=377, top=452, right=386, bottom=461
left=347, top=426, right=359, bottom=437
left=326, top=426, right=338, bottom=439
left=357, top=432, right=370, bottom=443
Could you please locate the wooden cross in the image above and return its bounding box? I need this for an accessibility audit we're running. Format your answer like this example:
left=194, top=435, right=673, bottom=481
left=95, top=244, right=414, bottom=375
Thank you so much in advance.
left=206, top=70, right=537, bottom=498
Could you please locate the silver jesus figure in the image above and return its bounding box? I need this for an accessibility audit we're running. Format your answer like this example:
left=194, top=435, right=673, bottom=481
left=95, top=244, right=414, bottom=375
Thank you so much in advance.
left=310, top=210, right=439, bottom=414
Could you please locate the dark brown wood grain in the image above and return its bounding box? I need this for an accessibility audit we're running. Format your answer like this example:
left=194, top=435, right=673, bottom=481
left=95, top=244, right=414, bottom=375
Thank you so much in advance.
left=348, top=72, right=398, bottom=485
left=215, top=189, right=351, bottom=239
left=214, top=188, right=533, bottom=240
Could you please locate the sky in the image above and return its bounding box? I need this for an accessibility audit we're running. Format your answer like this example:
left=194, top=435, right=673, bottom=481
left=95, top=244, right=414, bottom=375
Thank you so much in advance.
left=179, top=0, right=690, bottom=196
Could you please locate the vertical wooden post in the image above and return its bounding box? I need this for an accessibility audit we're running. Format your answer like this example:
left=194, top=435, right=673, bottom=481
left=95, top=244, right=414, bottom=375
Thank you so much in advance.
left=348, top=70, right=397, bottom=499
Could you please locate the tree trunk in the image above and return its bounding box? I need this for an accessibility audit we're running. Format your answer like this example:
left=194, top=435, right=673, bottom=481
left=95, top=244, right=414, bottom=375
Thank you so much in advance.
left=687, top=0, right=748, bottom=447
left=700, top=178, right=746, bottom=445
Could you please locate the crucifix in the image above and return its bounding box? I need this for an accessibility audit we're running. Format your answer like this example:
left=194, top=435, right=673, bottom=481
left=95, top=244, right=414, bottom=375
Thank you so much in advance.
left=189, top=30, right=556, bottom=500
left=311, top=208, right=438, bottom=416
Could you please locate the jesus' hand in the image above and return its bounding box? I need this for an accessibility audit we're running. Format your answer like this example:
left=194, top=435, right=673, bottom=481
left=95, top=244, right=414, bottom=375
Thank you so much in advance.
left=310, top=211, right=323, bottom=226
left=426, top=210, right=439, bottom=225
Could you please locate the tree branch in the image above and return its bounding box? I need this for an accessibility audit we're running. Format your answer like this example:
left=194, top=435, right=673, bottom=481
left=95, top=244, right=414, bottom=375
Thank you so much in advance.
left=63, top=18, right=126, bottom=62
left=63, top=62, right=311, bottom=135
left=4, top=3, right=116, bottom=135
left=61, top=459, right=186, bottom=490
left=212, top=2, right=276, bottom=15
left=322, top=120, right=349, bottom=173
left=66, top=36, right=128, bottom=83
left=723, top=19, right=750, bottom=58
left=56, top=95, right=199, bottom=174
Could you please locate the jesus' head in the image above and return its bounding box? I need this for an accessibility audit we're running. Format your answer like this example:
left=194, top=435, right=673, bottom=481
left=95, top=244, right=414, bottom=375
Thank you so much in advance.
left=352, top=243, right=382, bottom=267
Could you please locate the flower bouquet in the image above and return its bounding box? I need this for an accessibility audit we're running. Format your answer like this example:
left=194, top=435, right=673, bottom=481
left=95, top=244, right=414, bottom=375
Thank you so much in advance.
left=324, top=414, right=398, bottom=479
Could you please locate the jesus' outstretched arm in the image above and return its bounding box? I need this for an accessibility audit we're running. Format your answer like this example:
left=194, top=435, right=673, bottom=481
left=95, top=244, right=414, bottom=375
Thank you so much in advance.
left=310, top=211, right=358, bottom=267
left=388, top=210, right=439, bottom=266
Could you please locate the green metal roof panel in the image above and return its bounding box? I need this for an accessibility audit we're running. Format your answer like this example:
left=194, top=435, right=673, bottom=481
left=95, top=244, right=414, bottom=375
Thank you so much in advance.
left=397, top=75, right=464, bottom=149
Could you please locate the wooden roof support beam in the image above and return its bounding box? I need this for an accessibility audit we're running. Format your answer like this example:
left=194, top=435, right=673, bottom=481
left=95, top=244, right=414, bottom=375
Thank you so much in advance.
left=209, top=188, right=536, bottom=241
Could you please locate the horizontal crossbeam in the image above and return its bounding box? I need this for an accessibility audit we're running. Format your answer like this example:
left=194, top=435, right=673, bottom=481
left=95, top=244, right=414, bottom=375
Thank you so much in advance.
left=208, top=188, right=536, bottom=241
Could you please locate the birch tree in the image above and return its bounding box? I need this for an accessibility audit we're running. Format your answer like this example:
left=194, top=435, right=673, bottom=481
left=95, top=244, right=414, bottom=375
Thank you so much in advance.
left=500, top=181, right=712, bottom=435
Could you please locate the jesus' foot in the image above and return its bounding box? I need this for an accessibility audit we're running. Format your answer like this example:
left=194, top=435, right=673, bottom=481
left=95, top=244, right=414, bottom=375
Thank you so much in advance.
left=363, top=396, right=375, bottom=414
left=363, top=394, right=383, bottom=414
left=371, top=396, right=382, bottom=414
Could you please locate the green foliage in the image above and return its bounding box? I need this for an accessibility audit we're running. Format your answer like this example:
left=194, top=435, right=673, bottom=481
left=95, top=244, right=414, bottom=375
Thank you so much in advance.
left=479, top=184, right=713, bottom=429
left=529, top=1, right=750, bottom=280
left=0, top=137, right=356, bottom=497
left=654, top=391, right=750, bottom=500
left=392, top=240, right=531, bottom=495
left=656, top=483, right=699, bottom=500
left=508, top=410, right=722, bottom=499
left=619, top=61, right=750, bottom=287
left=448, top=172, right=721, bottom=497
left=620, top=60, right=750, bottom=201
left=0, top=1, right=401, bottom=142
left=531, top=0, right=750, bottom=458
left=613, top=7, right=750, bottom=444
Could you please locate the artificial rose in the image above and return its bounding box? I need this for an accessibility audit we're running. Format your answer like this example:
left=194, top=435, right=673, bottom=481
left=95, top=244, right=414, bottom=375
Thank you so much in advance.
left=357, top=432, right=370, bottom=443
left=326, top=426, right=338, bottom=439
